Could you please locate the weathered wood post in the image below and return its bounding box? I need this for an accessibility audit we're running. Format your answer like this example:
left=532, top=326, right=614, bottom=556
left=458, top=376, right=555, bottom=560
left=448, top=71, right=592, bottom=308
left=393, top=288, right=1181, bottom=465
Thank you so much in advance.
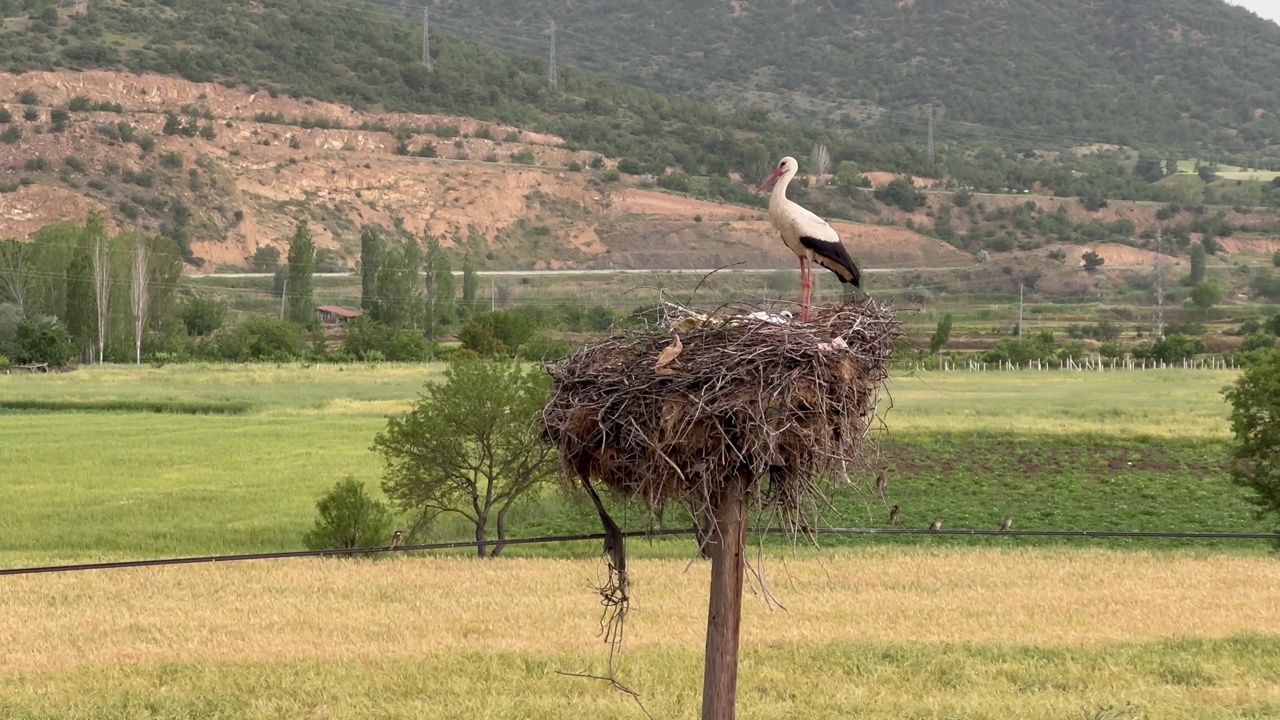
left=701, top=475, right=750, bottom=720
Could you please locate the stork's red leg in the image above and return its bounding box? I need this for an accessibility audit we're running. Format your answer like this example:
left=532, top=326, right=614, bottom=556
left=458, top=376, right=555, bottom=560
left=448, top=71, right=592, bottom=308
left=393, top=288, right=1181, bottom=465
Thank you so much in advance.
left=799, top=257, right=812, bottom=323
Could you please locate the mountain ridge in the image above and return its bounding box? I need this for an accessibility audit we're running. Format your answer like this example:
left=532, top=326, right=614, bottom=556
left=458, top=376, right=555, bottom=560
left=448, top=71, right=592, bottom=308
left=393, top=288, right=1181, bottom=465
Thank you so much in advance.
left=427, top=0, right=1280, bottom=159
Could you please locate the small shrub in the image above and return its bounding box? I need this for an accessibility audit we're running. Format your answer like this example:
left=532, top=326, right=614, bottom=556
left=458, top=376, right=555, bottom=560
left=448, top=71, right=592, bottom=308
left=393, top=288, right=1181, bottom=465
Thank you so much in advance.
left=22, top=108, right=38, bottom=122
left=68, top=96, right=91, bottom=111
left=160, top=151, right=184, bottom=169
left=0, top=125, right=21, bottom=144
left=23, top=157, right=49, bottom=172
left=0, top=108, right=11, bottom=123
left=17, top=90, right=38, bottom=105
left=301, top=477, right=395, bottom=551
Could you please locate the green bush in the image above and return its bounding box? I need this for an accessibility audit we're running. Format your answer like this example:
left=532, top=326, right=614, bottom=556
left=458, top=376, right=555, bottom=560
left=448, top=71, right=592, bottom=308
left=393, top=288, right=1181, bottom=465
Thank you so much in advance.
left=302, top=477, right=395, bottom=551
left=458, top=310, right=538, bottom=357
left=13, top=317, right=76, bottom=366
left=202, top=316, right=304, bottom=362
left=516, top=333, right=573, bottom=361
left=180, top=297, right=227, bottom=337
left=342, top=318, right=428, bottom=361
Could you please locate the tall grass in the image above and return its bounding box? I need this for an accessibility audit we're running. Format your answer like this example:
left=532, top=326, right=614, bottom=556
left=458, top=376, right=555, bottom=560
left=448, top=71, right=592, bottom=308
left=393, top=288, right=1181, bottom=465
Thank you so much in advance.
left=0, top=365, right=1260, bottom=567
left=1, top=552, right=1277, bottom=719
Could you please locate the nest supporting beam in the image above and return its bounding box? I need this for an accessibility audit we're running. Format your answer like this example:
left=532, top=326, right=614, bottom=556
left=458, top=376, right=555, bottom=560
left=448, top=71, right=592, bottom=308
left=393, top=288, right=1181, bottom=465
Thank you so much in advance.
left=700, top=469, right=752, bottom=720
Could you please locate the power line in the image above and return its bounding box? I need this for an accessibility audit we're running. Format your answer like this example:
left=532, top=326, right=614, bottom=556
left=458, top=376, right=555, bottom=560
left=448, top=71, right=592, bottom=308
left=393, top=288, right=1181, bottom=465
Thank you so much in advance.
left=3, top=526, right=1275, bottom=578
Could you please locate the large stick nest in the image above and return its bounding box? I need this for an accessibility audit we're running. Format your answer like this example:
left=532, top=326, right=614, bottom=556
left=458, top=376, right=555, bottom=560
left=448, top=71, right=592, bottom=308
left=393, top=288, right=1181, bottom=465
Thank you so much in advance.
left=540, top=298, right=905, bottom=520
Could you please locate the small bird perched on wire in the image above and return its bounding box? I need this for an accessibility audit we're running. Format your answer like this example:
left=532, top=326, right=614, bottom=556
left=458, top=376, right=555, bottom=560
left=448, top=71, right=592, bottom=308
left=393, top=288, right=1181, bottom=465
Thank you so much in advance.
left=889, top=505, right=901, bottom=526
left=930, top=519, right=943, bottom=531
left=389, top=530, right=403, bottom=550
left=1000, top=517, right=1013, bottom=532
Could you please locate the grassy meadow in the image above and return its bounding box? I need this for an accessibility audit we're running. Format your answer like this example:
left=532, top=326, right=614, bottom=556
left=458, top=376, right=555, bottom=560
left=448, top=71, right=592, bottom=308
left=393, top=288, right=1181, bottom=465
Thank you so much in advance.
left=3, top=362, right=1278, bottom=718
left=2, top=551, right=1278, bottom=718
left=0, top=364, right=1270, bottom=565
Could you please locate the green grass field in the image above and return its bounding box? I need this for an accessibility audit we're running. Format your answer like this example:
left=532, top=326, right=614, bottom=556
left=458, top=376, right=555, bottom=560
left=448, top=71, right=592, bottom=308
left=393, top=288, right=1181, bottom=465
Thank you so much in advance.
left=3, top=363, right=1278, bottom=718
left=0, top=364, right=1268, bottom=565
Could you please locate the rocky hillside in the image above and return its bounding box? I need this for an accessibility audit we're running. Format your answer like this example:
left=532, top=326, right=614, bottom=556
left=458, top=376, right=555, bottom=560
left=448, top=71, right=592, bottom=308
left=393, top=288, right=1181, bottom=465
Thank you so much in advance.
left=4, top=70, right=1278, bottom=280
left=0, top=70, right=985, bottom=273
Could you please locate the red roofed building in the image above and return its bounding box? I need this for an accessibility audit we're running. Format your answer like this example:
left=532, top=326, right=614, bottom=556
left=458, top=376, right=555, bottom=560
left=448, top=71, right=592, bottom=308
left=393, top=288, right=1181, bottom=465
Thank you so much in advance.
left=316, top=305, right=360, bottom=326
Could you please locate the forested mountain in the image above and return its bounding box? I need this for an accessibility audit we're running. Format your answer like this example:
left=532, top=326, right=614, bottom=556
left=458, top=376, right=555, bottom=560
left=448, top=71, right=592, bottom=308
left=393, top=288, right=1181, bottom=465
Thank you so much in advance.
left=426, top=0, right=1280, bottom=160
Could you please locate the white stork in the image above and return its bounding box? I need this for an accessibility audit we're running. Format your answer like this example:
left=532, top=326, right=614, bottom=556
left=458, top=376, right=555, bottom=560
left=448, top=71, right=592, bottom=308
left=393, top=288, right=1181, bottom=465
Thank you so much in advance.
left=756, top=156, right=861, bottom=322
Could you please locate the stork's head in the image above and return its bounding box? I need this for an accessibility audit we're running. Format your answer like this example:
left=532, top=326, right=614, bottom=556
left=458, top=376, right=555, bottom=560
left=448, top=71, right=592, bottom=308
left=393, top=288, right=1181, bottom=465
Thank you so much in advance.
left=756, top=156, right=797, bottom=193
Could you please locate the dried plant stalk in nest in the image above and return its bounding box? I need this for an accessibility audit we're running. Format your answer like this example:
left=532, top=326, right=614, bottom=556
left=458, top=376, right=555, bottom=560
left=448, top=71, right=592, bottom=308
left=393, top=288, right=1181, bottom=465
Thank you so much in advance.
left=540, top=297, right=905, bottom=524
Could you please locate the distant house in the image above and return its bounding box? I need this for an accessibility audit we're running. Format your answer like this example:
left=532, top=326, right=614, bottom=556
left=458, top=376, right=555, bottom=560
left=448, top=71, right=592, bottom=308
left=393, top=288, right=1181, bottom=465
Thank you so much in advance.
left=316, top=305, right=360, bottom=326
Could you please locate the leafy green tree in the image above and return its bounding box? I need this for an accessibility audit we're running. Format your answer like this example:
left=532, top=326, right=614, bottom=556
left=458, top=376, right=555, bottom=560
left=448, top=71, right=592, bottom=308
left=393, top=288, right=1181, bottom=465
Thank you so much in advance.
left=457, top=311, right=538, bottom=357
left=1223, top=351, right=1280, bottom=521
left=284, top=220, right=316, bottom=329
left=13, top=316, right=76, bottom=366
left=204, top=316, right=304, bottom=362
left=423, top=235, right=454, bottom=343
left=302, top=477, right=395, bottom=551
left=835, top=160, right=862, bottom=187
left=1185, top=243, right=1207, bottom=286
left=1190, top=280, right=1223, bottom=310
left=461, top=253, right=479, bottom=312
left=933, top=204, right=954, bottom=241
left=374, top=358, right=558, bottom=557
left=180, top=297, right=227, bottom=336
left=251, top=245, right=281, bottom=272
left=1133, top=333, right=1205, bottom=363
left=359, top=226, right=384, bottom=316
left=1081, top=251, right=1105, bottom=272
left=929, top=313, right=953, bottom=355
left=64, top=228, right=95, bottom=361
left=342, top=318, right=428, bottom=361
left=874, top=178, right=925, bottom=212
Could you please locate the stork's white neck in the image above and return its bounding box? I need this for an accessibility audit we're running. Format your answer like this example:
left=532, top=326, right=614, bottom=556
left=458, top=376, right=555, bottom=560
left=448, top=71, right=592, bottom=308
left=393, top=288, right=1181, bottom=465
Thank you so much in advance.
left=770, top=164, right=798, bottom=206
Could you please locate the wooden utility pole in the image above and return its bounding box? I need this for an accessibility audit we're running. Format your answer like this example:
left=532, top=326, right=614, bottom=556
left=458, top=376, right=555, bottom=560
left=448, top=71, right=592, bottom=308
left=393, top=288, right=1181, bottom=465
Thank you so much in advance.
left=701, top=473, right=751, bottom=720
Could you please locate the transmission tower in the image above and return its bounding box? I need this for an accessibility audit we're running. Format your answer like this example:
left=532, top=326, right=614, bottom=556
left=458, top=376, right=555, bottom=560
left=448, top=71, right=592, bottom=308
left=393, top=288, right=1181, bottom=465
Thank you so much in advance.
left=927, top=103, right=935, bottom=165
left=1154, top=228, right=1165, bottom=338
left=548, top=20, right=558, bottom=92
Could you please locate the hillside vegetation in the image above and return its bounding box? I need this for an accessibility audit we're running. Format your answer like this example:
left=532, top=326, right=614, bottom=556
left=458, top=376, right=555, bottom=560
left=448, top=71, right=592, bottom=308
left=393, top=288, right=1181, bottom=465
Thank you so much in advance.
left=431, top=0, right=1280, bottom=162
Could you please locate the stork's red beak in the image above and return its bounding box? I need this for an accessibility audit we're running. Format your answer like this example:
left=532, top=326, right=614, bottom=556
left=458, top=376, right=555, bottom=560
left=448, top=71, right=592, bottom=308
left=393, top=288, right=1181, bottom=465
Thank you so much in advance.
left=756, top=167, right=784, bottom=194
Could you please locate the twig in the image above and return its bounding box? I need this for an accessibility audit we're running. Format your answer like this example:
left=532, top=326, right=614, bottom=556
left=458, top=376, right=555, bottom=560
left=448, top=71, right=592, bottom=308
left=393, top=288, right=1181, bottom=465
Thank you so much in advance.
left=555, top=669, right=655, bottom=720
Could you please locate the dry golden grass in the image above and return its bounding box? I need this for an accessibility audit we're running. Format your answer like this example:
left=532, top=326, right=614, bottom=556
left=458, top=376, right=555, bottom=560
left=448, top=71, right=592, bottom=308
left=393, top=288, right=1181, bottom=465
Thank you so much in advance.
left=3, top=549, right=1278, bottom=718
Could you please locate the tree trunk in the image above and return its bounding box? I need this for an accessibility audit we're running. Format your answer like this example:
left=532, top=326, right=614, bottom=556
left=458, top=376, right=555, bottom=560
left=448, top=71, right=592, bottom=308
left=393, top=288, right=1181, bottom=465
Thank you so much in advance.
left=701, top=473, right=751, bottom=720
left=492, top=507, right=510, bottom=557
left=474, top=517, right=488, bottom=558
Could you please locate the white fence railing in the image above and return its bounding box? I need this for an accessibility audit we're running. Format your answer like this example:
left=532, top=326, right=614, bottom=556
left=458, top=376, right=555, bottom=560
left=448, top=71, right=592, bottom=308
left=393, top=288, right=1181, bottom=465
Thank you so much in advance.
left=893, top=356, right=1238, bottom=373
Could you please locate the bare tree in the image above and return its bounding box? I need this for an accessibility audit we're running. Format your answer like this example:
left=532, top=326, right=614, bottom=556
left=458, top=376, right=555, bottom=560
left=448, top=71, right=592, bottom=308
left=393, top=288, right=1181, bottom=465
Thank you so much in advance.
left=810, top=142, right=831, bottom=181
left=0, top=239, right=30, bottom=311
left=91, top=232, right=111, bottom=363
left=129, top=236, right=151, bottom=364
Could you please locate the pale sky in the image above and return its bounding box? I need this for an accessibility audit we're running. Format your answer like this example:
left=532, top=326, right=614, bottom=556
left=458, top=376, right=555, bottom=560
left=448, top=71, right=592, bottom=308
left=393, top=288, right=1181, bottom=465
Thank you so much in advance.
left=1227, top=0, right=1280, bottom=24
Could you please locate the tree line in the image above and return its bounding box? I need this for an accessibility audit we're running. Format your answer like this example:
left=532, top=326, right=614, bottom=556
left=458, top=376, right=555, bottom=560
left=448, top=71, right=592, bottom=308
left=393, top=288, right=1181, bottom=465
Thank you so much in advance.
left=0, top=214, right=183, bottom=367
